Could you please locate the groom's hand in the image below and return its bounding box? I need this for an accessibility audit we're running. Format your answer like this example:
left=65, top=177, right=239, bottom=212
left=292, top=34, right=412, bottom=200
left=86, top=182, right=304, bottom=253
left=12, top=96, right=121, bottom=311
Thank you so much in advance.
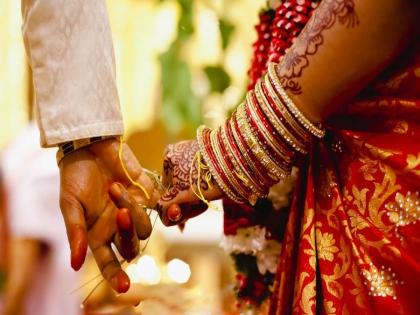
left=59, top=138, right=159, bottom=293
left=156, top=140, right=224, bottom=226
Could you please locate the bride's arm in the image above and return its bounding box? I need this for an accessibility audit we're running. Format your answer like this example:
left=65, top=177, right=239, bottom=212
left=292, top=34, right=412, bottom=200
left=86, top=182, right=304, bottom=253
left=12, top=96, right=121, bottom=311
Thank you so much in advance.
left=153, top=0, right=419, bottom=224
left=280, top=0, right=419, bottom=122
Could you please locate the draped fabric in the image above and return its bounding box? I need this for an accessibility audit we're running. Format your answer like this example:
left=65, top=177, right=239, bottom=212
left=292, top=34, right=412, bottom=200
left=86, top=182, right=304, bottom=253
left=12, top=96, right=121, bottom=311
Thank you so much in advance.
left=21, top=0, right=123, bottom=147
left=269, top=42, right=420, bottom=315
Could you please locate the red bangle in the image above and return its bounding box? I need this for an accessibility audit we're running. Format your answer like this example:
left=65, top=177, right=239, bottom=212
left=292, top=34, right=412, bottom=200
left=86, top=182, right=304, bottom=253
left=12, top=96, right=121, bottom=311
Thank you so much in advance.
left=199, top=127, right=244, bottom=202
left=224, top=119, right=276, bottom=188
left=216, top=127, right=255, bottom=199
left=247, top=91, right=295, bottom=164
left=255, top=80, right=307, bottom=153
left=245, top=100, right=291, bottom=177
left=261, top=77, right=309, bottom=145
left=232, top=110, right=279, bottom=187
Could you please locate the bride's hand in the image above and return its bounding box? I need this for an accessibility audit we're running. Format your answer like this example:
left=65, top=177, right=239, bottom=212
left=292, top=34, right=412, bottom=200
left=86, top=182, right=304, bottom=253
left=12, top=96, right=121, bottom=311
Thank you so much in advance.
left=156, top=140, right=224, bottom=226
left=59, top=138, right=159, bottom=293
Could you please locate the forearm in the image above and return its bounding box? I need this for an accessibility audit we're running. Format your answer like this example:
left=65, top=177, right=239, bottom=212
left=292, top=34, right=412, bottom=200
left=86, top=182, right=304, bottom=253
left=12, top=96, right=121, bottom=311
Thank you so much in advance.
left=277, top=0, right=419, bottom=122
left=3, top=239, right=41, bottom=315
left=196, top=0, right=419, bottom=204
left=21, top=0, right=123, bottom=147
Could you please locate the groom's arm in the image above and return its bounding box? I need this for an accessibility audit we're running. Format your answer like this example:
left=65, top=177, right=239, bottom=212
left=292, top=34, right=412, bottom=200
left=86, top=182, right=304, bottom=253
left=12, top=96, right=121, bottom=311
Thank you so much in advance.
left=21, top=0, right=123, bottom=146
left=19, top=1, right=155, bottom=293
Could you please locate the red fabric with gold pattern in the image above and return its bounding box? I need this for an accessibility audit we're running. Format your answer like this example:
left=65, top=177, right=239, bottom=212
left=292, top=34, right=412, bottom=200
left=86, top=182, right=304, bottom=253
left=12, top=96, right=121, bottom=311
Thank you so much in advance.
left=269, top=42, right=420, bottom=315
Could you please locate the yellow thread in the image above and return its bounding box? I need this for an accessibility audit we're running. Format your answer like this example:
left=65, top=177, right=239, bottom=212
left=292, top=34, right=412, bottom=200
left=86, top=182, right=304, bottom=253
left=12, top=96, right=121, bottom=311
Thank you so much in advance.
left=144, top=168, right=166, bottom=192
left=190, top=151, right=208, bottom=206
left=189, top=151, right=218, bottom=210
left=235, top=171, right=250, bottom=186
left=118, top=136, right=150, bottom=200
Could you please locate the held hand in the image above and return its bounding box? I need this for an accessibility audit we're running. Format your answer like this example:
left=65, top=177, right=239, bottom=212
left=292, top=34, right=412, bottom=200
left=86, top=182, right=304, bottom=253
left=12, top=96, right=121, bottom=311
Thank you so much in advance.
left=59, top=138, right=159, bottom=293
left=156, top=140, right=224, bottom=226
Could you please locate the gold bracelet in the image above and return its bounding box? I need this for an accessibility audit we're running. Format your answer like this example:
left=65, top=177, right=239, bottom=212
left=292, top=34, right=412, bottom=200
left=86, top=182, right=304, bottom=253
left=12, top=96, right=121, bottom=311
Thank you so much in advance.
left=224, top=117, right=278, bottom=196
left=211, top=128, right=253, bottom=203
left=263, top=74, right=310, bottom=143
left=197, top=126, right=244, bottom=203
left=246, top=91, right=294, bottom=165
left=230, top=109, right=278, bottom=189
left=236, top=103, right=290, bottom=181
left=267, top=62, right=325, bottom=138
left=56, top=135, right=117, bottom=165
left=255, top=80, right=308, bottom=154
left=219, top=124, right=256, bottom=198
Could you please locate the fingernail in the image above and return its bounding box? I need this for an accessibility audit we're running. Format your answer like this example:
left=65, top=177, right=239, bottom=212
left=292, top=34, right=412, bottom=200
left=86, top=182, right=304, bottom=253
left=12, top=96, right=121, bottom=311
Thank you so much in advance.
left=167, top=204, right=182, bottom=222
left=109, top=182, right=122, bottom=199
left=71, top=226, right=87, bottom=271
left=111, top=270, right=130, bottom=293
left=117, top=208, right=132, bottom=231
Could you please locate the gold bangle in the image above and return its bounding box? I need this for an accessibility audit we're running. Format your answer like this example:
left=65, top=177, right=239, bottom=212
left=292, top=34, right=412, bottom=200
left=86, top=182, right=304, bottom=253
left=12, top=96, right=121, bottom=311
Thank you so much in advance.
left=56, top=135, right=117, bottom=165
left=197, top=126, right=244, bottom=203
left=255, top=80, right=308, bottom=154
left=210, top=128, right=251, bottom=201
left=230, top=109, right=277, bottom=189
left=263, top=74, right=310, bottom=143
left=236, top=103, right=290, bottom=181
left=246, top=91, right=294, bottom=165
left=267, top=62, right=325, bottom=138
left=219, top=124, right=256, bottom=197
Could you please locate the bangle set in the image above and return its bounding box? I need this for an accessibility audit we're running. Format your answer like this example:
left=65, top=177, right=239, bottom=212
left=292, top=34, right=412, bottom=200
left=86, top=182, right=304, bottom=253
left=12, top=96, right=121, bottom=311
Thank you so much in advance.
left=197, top=62, right=325, bottom=204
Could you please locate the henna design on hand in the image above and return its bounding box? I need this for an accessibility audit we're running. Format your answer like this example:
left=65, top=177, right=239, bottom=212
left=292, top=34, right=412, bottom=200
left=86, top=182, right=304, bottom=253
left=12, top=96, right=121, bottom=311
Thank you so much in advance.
left=278, top=0, right=359, bottom=94
left=161, top=140, right=213, bottom=202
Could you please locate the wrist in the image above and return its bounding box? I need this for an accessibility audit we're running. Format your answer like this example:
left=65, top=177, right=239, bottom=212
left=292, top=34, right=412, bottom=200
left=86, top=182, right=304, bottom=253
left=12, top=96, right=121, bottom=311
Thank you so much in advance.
left=56, top=135, right=119, bottom=165
left=196, top=62, right=325, bottom=205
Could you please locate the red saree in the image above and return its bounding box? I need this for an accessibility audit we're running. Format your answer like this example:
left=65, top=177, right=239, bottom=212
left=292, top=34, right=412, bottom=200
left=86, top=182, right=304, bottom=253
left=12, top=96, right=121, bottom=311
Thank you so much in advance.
left=269, top=42, right=420, bottom=315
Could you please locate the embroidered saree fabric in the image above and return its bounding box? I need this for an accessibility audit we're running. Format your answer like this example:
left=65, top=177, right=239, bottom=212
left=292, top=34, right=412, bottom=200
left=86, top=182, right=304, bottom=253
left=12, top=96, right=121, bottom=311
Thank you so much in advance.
left=269, top=42, right=420, bottom=315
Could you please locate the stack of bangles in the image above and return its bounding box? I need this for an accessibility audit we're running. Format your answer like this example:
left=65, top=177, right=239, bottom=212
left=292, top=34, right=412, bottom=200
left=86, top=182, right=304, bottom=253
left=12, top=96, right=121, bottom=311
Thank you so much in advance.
left=197, top=62, right=325, bottom=205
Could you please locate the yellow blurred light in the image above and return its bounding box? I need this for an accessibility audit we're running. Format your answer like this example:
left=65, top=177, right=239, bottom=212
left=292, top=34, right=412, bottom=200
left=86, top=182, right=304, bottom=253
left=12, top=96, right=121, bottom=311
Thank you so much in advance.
left=167, top=258, right=191, bottom=284
left=125, top=263, right=141, bottom=283
left=127, top=255, right=161, bottom=285
left=154, top=0, right=180, bottom=53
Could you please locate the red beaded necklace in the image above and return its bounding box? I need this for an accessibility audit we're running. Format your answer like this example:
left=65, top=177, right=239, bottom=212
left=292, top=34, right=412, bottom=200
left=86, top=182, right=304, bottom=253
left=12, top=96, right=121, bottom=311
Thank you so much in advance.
left=247, top=0, right=320, bottom=90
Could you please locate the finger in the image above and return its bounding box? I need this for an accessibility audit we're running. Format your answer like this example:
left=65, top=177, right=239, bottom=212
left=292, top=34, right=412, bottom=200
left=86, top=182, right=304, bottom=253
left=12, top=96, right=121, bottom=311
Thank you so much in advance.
left=90, top=243, right=130, bottom=293
left=161, top=145, right=173, bottom=188
left=167, top=204, right=182, bottom=222
left=87, top=202, right=131, bottom=293
left=120, top=143, right=156, bottom=200
left=134, top=172, right=161, bottom=207
left=157, top=189, right=208, bottom=226
left=178, top=222, right=186, bottom=232
left=97, top=140, right=154, bottom=200
left=158, top=202, right=208, bottom=226
left=59, top=193, right=88, bottom=271
left=109, top=183, right=152, bottom=240
left=114, top=208, right=139, bottom=262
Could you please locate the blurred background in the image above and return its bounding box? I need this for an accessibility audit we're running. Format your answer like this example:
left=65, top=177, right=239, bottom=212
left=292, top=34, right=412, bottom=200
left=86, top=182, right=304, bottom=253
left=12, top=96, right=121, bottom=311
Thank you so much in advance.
left=0, top=0, right=264, bottom=314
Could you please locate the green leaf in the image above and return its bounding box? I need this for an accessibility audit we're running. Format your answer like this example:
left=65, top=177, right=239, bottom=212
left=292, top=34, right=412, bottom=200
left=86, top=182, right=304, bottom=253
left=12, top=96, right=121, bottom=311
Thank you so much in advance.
left=219, top=18, right=235, bottom=50
left=159, top=41, right=202, bottom=134
left=177, top=0, right=194, bottom=38
left=204, top=65, right=231, bottom=93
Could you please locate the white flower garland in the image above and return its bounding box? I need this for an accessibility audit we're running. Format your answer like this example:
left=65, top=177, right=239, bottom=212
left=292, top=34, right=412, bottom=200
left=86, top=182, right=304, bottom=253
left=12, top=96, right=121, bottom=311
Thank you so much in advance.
left=220, top=169, right=297, bottom=277
left=220, top=226, right=267, bottom=255
left=268, top=167, right=298, bottom=211
left=220, top=226, right=283, bottom=275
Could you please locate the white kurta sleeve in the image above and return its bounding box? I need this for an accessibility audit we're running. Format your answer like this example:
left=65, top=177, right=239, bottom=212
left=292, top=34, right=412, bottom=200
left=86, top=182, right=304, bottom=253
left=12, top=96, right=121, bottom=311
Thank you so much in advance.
left=21, top=0, right=124, bottom=147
